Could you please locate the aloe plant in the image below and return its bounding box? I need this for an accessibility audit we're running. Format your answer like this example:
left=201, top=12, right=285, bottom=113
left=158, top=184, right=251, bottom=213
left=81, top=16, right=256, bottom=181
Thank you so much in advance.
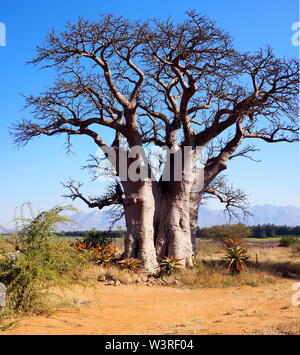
left=118, top=258, right=142, bottom=272
left=158, top=257, right=183, bottom=277
left=224, top=246, right=249, bottom=274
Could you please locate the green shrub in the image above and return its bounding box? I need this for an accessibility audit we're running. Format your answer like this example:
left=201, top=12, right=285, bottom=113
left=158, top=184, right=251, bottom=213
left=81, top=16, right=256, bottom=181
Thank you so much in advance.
left=0, top=241, right=89, bottom=317
left=0, top=203, right=77, bottom=251
left=202, top=223, right=251, bottom=240
left=95, top=251, right=114, bottom=267
left=279, top=236, right=299, bottom=247
left=0, top=205, right=90, bottom=320
left=83, top=229, right=113, bottom=249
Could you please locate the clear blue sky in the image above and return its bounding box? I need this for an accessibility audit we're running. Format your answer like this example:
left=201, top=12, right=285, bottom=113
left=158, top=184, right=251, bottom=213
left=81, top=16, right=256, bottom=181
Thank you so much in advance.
left=0, top=0, right=299, bottom=224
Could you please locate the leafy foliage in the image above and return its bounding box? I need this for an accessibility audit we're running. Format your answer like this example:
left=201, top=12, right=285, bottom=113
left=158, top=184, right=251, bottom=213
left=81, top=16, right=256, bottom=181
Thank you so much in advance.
left=93, top=244, right=116, bottom=267
left=84, top=229, right=113, bottom=249
left=0, top=205, right=89, bottom=320
left=0, top=203, right=76, bottom=251
left=95, top=252, right=114, bottom=267
left=251, top=224, right=300, bottom=238
left=0, top=241, right=89, bottom=317
left=197, top=224, right=300, bottom=240
left=279, top=236, right=299, bottom=247
left=199, top=224, right=251, bottom=240
left=70, top=238, right=117, bottom=267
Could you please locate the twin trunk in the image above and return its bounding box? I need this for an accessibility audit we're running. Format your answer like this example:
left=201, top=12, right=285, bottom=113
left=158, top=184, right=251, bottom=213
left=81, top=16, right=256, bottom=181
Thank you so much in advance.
left=120, top=150, right=203, bottom=272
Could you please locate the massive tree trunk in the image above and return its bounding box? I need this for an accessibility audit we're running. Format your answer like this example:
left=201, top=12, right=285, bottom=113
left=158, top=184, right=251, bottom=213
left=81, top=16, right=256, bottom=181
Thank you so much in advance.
left=117, top=124, right=242, bottom=271
left=155, top=182, right=194, bottom=267
left=155, top=149, right=197, bottom=267
left=121, top=179, right=158, bottom=272
left=108, top=143, right=160, bottom=272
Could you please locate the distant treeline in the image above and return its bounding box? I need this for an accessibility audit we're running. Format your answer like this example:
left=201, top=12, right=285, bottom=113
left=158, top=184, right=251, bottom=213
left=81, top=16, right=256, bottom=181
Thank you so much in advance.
left=196, top=223, right=300, bottom=239
left=57, top=230, right=125, bottom=239
left=56, top=224, right=300, bottom=240
left=249, top=224, right=300, bottom=238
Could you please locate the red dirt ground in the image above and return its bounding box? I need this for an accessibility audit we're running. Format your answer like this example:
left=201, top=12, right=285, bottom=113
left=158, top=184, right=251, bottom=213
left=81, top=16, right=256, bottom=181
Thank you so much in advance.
left=2, top=279, right=300, bottom=335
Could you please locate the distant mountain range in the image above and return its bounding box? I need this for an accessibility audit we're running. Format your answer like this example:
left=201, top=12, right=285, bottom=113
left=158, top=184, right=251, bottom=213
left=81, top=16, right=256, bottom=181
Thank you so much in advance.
left=61, top=205, right=300, bottom=231
left=197, top=205, right=300, bottom=227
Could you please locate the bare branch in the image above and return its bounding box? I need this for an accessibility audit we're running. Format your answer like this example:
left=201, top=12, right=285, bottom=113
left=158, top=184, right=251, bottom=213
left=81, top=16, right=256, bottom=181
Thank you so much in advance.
left=62, top=179, right=125, bottom=210
left=204, top=175, right=251, bottom=220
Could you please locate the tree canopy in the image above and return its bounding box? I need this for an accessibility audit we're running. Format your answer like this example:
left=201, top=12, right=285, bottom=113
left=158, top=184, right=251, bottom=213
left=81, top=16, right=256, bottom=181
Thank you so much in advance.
left=11, top=12, right=299, bottom=270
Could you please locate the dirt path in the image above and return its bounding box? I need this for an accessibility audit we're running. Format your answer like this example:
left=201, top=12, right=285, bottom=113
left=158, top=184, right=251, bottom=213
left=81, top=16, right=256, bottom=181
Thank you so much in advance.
left=2, top=280, right=299, bottom=335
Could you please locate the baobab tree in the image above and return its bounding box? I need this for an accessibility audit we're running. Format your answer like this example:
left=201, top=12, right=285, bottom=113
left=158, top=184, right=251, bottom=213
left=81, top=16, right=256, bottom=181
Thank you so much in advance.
left=12, top=12, right=299, bottom=271
left=138, top=13, right=299, bottom=266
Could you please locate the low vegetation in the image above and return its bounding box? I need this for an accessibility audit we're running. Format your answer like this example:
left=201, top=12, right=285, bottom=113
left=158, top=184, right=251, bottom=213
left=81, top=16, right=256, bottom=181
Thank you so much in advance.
left=0, top=205, right=92, bottom=322
left=71, top=239, right=117, bottom=267
left=1, top=207, right=300, bottom=327
left=118, top=258, right=143, bottom=272
left=158, top=258, right=184, bottom=277
left=223, top=238, right=249, bottom=274
left=197, top=223, right=300, bottom=239
left=197, top=223, right=251, bottom=240
left=279, top=236, right=299, bottom=247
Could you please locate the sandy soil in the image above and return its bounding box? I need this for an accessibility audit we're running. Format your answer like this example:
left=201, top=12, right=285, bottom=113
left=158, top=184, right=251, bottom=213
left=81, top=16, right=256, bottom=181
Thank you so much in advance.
left=1, top=280, right=299, bottom=335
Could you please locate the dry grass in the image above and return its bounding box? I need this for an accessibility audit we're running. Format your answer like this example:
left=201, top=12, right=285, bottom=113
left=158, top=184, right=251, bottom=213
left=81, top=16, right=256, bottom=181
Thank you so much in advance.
left=173, top=265, right=277, bottom=288
left=155, top=320, right=300, bottom=335
left=90, top=240, right=300, bottom=289
left=2, top=236, right=300, bottom=292
left=246, top=245, right=300, bottom=277
left=93, top=263, right=278, bottom=289
left=97, top=266, right=149, bottom=285
left=196, top=239, right=300, bottom=274
left=1, top=236, right=299, bottom=335
left=98, top=242, right=300, bottom=288
left=253, top=321, right=300, bottom=335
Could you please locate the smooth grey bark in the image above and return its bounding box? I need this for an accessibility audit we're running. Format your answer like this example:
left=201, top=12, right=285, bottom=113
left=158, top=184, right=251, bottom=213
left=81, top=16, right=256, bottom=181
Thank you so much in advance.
left=155, top=149, right=196, bottom=267
left=111, top=143, right=160, bottom=273
left=187, top=121, right=246, bottom=252
left=121, top=179, right=159, bottom=272
left=155, top=183, right=194, bottom=267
